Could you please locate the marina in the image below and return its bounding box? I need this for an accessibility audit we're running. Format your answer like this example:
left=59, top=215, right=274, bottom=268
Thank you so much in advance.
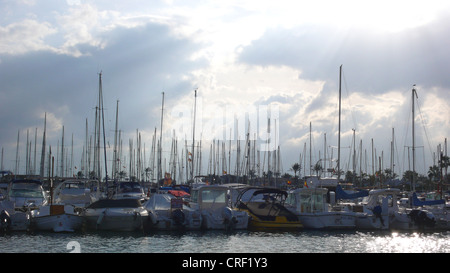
left=0, top=68, right=448, bottom=256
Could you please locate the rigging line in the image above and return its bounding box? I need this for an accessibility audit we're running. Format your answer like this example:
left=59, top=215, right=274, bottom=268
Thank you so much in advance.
left=341, top=67, right=358, bottom=131
left=415, top=96, right=434, bottom=162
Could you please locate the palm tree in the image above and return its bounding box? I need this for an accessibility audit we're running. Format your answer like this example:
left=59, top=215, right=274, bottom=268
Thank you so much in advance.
left=428, top=165, right=440, bottom=182
left=290, top=163, right=301, bottom=178
left=313, top=162, right=322, bottom=176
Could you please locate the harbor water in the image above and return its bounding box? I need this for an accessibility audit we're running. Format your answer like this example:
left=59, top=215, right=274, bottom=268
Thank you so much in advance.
left=1, top=229, right=448, bottom=253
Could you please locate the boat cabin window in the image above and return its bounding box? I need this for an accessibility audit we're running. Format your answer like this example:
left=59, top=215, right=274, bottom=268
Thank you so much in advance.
left=299, top=192, right=325, bottom=213
left=201, top=189, right=226, bottom=204
left=285, top=192, right=296, bottom=207
left=376, top=194, right=394, bottom=207
left=9, top=183, right=44, bottom=198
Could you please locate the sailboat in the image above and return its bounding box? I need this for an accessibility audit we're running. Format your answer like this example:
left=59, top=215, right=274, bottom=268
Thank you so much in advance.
left=82, top=72, right=151, bottom=232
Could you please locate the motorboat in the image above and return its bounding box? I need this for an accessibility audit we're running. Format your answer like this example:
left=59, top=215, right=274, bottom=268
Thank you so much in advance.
left=29, top=204, right=84, bottom=232
left=5, top=179, right=48, bottom=208
left=110, top=181, right=147, bottom=203
left=190, top=185, right=249, bottom=231
left=0, top=179, right=48, bottom=232
left=0, top=201, right=30, bottom=232
left=408, top=192, right=449, bottom=230
left=27, top=179, right=99, bottom=233
left=52, top=179, right=101, bottom=208
left=235, top=187, right=303, bottom=230
left=83, top=198, right=151, bottom=232
left=145, top=190, right=202, bottom=231
left=286, top=187, right=356, bottom=229
left=343, top=188, right=438, bottom=231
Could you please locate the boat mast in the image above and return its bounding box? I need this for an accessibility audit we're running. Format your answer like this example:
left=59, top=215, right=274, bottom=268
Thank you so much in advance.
left=98, top=72, right=108, bottom=189
left=412, top=85, right=417, bottom=192
left=40, top=113, right=46, bottom=178
left=113, top=100, right=119, bottom=181
left=191, top=89, right=197, bottom=181
left=338, top=65, right=342, bottom=182
left=159, top=92, right=164, bottom=185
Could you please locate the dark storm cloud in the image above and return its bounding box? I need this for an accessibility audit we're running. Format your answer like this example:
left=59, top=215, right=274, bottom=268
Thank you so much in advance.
left=238, top=12, right=450, bottom=93
left=0, top=21, right=206, bottom=164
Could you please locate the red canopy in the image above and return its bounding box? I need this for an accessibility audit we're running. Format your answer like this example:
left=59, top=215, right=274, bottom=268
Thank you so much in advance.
left=168, top=190, right=190, bottom=198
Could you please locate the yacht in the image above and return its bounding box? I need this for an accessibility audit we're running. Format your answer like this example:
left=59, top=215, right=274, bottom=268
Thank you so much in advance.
left=286, top=187, right=356, bottom=229
left=145, top=190, right=202, bottom=231
left=83, top=198, right=151, bottom=232
left=189, top=184, right=249, bottom=231
left=0, top=179, right=48, bottom=232
left=235, top=187, right=303, bottom=231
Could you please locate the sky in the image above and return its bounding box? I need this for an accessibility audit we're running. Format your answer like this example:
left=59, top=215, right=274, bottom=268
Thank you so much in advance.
left=0, top=0, right=449, bottom=181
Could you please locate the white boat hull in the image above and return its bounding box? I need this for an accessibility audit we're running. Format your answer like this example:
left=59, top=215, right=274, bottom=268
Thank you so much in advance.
left=84, top=208, right=149, bottom=231
left=32, top=213, right=84, bottom=232
left=201, top=209, right=249, bottom=230
left=298, top=212, right=356, bottom=229
left=355, top=213, right=388, bottom=230
left=148, top=210, right=202, bottom=231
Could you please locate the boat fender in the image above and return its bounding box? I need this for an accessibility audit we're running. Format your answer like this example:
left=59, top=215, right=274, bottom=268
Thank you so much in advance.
left=148, top=211, right=158, bottom=225
left=222, top=207, right=233, bottom=222
left=0, top=210, right=11, bottom=232
left=172, top=209, right=185, bottom=226
left=133, top=211, right=140, bottom=221
left=97, top=210, right=107, bottom=226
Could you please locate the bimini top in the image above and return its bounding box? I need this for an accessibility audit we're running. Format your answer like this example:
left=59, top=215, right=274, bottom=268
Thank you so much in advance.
left=87, top=198, right=142, bottom=209
left=335, top=184, right=369, bottom=200
left=412, top=192, right=445, bottom=206
left=237, top=187, right=288, bottom=203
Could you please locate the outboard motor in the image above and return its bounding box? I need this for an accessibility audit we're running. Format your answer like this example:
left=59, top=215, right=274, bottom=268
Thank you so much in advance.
left=408, top=209, right=436, bottom=229
left=0, top=210, right=12, bottom=234
left=172, top=209, right=185, bottom=227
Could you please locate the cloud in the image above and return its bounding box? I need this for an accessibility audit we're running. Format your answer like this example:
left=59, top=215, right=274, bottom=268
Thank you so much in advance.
left=238, top=11, right=450, bottom=91
left=0, top=19, right=206, bottom=172
left=0, top=19, right=58, bottom=55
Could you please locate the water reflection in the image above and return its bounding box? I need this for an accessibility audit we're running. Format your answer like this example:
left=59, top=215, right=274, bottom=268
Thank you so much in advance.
left=0, top=230, right=448, bottom=253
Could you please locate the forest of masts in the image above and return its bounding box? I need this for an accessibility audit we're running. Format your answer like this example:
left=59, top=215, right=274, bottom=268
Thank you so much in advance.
left=2, top=74, right=448, bottom=188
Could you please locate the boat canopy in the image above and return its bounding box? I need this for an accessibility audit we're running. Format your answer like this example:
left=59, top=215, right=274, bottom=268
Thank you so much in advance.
left=412, top=192, right=445, bottom=206
left=252, top=188, right=288, bottom=197
left=335, top=185, right=368, bottom=200
left=11, top=179, right=42, bottom=185
left=168, top=190, right=190, bottom=198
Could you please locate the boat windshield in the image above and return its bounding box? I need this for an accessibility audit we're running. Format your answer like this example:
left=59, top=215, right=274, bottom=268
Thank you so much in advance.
left=145, top=194, right=171, bottom=210
left=119, top=182, right=143, bottom=193
left=62, top=182, right=86, bottom=190
left=9, top=183, right=44, bottom=198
